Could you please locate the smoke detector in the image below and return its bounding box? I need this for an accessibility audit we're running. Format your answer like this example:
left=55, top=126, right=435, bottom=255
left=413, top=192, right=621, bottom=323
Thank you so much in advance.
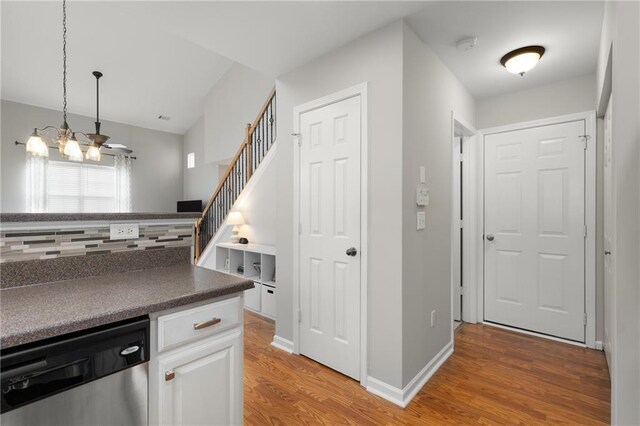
left=457, top=37, right=478, bottom=52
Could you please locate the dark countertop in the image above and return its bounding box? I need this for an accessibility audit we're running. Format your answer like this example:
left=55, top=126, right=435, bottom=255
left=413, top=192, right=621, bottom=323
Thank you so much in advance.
left=0, top=212, right=200, bottom=223
left=0, top=265, right=253, bottom=349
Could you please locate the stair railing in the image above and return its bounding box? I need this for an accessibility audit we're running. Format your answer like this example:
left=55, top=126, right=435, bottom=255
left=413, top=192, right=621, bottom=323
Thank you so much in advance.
left=195, top=87, right=276, bottom=261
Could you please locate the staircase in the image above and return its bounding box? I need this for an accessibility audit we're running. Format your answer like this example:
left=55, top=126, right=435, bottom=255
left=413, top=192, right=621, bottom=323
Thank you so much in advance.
left=195, top=87, right=276, bottom=261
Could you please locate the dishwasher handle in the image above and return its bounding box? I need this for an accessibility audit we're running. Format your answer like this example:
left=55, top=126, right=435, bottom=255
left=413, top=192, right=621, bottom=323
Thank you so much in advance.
left=1, top=360, right=48, bottom=380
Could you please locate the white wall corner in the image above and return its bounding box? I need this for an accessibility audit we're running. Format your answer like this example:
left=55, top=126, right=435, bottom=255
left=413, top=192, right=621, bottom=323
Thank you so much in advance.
left=367, top=341, right=454, bottom=408
left=271, top=335, right=294, bottom=354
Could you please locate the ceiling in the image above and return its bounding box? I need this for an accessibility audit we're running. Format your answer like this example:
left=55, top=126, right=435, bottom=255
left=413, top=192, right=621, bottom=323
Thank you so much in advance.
left=406, top=1, right=604, bottom=99
left=1, top=1, right=424, bottom=134
left=2, top=1, right=604, bottom=134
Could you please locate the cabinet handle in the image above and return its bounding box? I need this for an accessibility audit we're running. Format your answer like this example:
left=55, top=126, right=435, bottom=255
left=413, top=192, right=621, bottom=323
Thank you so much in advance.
left=165, top=370, right=175, bottom=381
left=193, top=317, right=222, bottom=330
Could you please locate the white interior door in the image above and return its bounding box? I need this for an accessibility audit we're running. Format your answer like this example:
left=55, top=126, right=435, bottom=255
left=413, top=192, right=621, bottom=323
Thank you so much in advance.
left=298, top=95, right=361, bottom=380
left=484, top=120, right=586, bottom=342
left=603, top=96, right=616, bottom=372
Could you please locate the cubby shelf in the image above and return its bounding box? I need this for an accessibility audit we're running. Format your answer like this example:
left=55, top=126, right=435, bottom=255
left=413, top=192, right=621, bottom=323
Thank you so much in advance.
left=214, top=243, right=276, bottom=319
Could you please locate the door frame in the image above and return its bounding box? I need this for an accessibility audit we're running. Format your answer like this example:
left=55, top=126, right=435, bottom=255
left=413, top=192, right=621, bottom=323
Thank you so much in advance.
left=291, top=82, right=369, bottom=385
left=450, top=113, right=480, bottom=335
left=477, top=111, right=597, bottom=348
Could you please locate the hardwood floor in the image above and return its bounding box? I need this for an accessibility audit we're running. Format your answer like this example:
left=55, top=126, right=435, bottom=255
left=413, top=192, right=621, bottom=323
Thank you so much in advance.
left=244, top=311, right=610, bottom=425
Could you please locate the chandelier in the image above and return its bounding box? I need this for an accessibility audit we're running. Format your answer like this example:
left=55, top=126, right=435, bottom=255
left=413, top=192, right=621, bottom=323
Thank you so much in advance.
left=24, top=0, right=128, bottom=162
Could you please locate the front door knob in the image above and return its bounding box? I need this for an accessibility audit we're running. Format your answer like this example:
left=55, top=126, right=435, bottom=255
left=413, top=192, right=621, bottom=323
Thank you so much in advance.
left=486, top=234, right=495, bottom=242
left=346, top=247, right=358, bottom=257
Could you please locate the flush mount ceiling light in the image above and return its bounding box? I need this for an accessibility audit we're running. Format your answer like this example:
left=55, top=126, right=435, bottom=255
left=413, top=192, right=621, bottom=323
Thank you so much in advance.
left=500, top=45, right=545, bottom=76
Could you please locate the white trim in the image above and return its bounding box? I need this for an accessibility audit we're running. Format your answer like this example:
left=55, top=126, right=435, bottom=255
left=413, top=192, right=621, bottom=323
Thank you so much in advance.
left=197, top=143, right=278, bottom=267
left=483, top=321, right=587, bottom=348
left=451, top=113, right=480, bottom=328
left=583, top=111, right=597, bottom=349
left=366, top=342, right=453, bottom=408
left=271, top=335, right=294, bottom=354
left=478, top=111, right=597, bottom=348
left=595, top=340, right=604, bottom=351
left=292, top=82, right=369, bottom=387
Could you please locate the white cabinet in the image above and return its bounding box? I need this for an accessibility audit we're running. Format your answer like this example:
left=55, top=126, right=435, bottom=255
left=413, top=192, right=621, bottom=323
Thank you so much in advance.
left=157, top=330, right=242, bottom=426
left=150, top=296, right=244, bottom=426
left=215, top=243, right=276, bottom=319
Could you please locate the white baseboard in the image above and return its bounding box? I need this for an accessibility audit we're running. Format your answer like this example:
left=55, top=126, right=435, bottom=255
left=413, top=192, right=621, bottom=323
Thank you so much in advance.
left=366, top=341, right=453, bottom=408
left=366, top=377, right=404, bottom=406
left=271, top=335, right=294, bottom=354
left=595, top=340, right=604, bottom=351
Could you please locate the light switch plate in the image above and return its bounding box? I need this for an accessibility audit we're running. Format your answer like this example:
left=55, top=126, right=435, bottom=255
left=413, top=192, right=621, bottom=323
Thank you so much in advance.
left=419, top=166, right=426, bottom=183
left=417, top=211, right=426, bottom=230
left=416, top=187, right=430, bottom=206
left=110, top=223, right=140, bottom=240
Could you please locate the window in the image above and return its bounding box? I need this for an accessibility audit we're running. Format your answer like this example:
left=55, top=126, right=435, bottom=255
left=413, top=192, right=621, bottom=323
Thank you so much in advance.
left=47, top=161, right=118, bottom=212
left=187, top=152, right=195, bottom=169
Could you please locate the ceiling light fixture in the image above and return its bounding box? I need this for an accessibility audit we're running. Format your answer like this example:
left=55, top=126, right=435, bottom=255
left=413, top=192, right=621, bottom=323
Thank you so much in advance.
left=85, top=71, right=109, bottom=161
left=23, top=0, right=132, bottom=162
left=500, top=45, right=545, bottom=76
left=24, top=0, right=74, bottom=159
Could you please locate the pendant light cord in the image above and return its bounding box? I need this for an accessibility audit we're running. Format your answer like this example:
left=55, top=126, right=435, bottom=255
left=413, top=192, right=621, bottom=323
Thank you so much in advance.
left=62, top=0, right=67, bottom=125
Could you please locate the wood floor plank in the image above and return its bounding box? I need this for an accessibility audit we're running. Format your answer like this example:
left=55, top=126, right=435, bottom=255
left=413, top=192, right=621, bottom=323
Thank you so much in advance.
left=244, top=312, right=610, bottom=425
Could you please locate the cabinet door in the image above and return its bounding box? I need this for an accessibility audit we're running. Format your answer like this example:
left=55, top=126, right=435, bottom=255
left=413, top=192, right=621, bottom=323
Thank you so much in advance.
left=244, top=282, right=261, bottom=312
left=157, top=329, right=243, bottom=426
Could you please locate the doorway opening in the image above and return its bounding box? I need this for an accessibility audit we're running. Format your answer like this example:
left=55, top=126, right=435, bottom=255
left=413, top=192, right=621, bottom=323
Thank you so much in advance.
left=451, top=114, right=478, bottom=334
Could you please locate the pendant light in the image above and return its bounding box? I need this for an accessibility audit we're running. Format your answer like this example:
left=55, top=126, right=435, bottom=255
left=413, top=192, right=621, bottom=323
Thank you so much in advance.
left=500, top=45, right=545, bottom=76
left=85, top=71, right=110, bottom=161
left=25, top=0, right=78, bottom=159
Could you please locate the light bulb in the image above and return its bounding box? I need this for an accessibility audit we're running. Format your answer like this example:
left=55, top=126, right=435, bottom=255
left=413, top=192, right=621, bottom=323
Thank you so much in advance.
left=64, top=135, right=84, bottom=162
left=86, top=144, right=101, bottom=161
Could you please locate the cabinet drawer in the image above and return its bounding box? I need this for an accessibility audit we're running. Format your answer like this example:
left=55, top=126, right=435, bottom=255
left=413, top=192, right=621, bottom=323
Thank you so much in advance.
left=261, top=285, right=276, bottom=318
left=158, top=297, right=240, bottom=352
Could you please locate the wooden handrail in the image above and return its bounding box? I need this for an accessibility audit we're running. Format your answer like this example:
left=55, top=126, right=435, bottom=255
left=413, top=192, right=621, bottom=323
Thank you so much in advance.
left=248, top=86, right=276, bottom=135
left=195, top=86, right=276, bottom=261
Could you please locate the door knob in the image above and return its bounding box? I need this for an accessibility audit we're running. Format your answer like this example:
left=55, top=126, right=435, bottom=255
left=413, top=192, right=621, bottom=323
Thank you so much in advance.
left=486, top=234, right=495, bottom=242
left=346, top=247, right=358, bottom=257
left=605, top=251, right=611, bottom=255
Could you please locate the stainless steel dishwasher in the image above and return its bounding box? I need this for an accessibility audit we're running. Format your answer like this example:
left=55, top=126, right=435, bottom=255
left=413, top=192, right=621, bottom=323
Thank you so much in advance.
left=1, top=316, right=149, bottom=426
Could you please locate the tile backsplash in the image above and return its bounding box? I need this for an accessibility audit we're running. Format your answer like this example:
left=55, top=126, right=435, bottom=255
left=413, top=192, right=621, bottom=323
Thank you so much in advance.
left=0, top=224, right=194, bottom=264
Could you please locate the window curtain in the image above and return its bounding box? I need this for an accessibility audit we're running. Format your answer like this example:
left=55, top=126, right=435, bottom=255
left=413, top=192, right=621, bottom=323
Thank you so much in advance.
left=114, top=155, right=132, bottom=212
left=26, top=152, right=48, bottom=212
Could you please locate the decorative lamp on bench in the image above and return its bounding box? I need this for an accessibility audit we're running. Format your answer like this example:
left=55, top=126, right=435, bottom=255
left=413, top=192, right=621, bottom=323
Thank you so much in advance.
left=227, top=211, right=245, bottom=243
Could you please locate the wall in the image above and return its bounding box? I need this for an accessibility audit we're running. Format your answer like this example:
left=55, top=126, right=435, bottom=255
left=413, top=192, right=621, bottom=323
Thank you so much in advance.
left=400, top=23, right=476, bottom=386
left=476, top=74, right=596, bottom=129
left=596, top=2, right=640, bottom=424
left=1, top=101, right=183, bottom=212
left=203, top=63, right=274, bottom=165
left=275, top=21, right=405, bottom=388
left=183, top=116, right=218, bottom=204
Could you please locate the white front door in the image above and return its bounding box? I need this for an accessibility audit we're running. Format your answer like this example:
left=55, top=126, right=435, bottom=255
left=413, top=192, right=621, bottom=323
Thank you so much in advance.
left=603, top=96, right=616, bottom=371
left=298, top=95, right=361, bottom=380
left=484, top=120, right=586, bottom=342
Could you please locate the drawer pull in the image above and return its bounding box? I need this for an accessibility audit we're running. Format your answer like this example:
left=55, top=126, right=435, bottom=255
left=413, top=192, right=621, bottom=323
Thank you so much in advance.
left=193, top=317, right=221, bottom=330
left=165, top=370, right=175, bottom=381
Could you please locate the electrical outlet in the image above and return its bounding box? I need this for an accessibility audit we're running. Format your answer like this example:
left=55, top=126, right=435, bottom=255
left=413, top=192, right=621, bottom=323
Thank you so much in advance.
left=110, top=223, right=139, bottom=240
left=430, top=310, right=436, bottom=328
